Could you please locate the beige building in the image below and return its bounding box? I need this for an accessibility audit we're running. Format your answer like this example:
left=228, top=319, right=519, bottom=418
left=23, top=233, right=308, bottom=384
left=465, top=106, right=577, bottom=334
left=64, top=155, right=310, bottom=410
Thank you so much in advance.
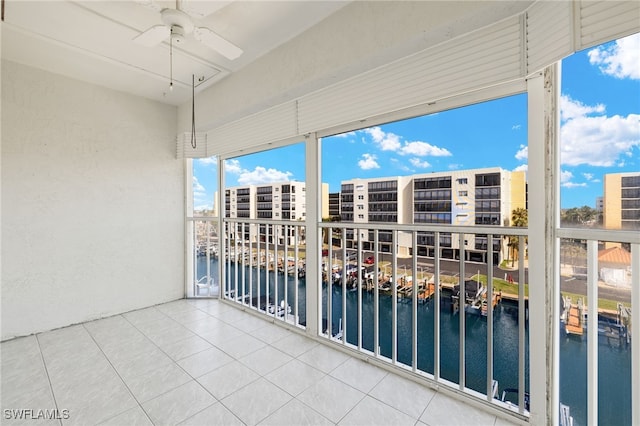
left=339, top=167, right=527, bottom=263
left=603, top=172, right=640, bottom=231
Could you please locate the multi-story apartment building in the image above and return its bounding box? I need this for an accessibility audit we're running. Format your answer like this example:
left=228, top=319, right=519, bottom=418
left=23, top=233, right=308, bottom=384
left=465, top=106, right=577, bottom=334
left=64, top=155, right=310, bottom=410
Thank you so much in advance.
left=340, top=177, right=413, bottom=254
left=603, top=172, right=640, bottom=231
left=328, top=192, right=341, bottom=220
left=225, top=181, right=329, bottom=245
left=339, top=168, right=527, bottom=263
left=414, top=168, right=526, bottom=263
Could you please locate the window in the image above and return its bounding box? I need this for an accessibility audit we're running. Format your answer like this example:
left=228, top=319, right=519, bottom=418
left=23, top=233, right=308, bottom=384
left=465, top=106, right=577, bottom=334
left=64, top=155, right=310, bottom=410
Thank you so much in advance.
left=457, top=178, right=468, bottom=184
left=459, top=190, right=468, bottom=196
left=475, top=173, right=500, bottom=187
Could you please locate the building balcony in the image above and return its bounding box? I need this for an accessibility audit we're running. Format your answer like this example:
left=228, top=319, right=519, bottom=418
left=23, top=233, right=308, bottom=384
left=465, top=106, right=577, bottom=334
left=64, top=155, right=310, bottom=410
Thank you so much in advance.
left=1, top=298, right=518, bottom=425
left=187, top=217, right=639, bottom=426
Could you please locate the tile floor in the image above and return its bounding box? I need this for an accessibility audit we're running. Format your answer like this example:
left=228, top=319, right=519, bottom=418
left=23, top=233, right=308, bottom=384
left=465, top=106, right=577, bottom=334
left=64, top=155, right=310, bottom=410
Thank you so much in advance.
left=1, top=299, right=520, bottom=426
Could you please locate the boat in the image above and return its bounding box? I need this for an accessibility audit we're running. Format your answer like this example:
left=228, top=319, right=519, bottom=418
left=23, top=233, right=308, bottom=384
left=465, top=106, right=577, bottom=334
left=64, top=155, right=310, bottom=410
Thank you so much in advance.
left=321, top=318, right=343, bottom=339
left=250, top=296, right=292, bottom=317
left=560, top=403, right=574, bottom=426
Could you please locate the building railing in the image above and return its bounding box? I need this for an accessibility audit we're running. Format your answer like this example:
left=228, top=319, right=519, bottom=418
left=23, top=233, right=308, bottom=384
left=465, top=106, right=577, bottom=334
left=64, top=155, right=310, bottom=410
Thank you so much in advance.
left=186, top=216, right=638, bottom=425
left=186, top=216, right=220, bottom=298
left=555, top=227, right=639, bottom=426
left=220, top=218, right=307, bottom=330
left=319, top=221, right=531, bottom=421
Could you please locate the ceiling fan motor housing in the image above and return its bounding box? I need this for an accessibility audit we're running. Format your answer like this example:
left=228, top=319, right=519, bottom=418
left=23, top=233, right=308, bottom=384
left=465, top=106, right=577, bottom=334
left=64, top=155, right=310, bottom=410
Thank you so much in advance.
left=161, top=8, right=194, bottom=39
left=171, top=26, right=186, bottom=44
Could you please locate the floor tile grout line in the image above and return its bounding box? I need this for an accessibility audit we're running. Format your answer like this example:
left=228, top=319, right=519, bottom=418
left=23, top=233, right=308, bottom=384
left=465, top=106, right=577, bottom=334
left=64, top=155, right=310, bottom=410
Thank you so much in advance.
left=111, top=314, right=232, bottom=418
left=81, top=321, right=156, bottom=426
left=189, top=300, right=466, bottom=425
left=84, top=312, right=223, bottom=423
left=34, top=334, right=64, bottom=426
left=20, top=299, right=498, bottom=426
left=117, top=302, right=261, bottom=424
left=289, top=395, right=338, bottom=425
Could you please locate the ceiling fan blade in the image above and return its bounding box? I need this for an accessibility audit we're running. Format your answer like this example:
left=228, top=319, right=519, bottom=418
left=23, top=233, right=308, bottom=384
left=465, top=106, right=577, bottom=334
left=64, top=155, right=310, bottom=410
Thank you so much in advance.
left=133, top=25, right=170, bottom=47
left=193, top=26, right=243, bottom=60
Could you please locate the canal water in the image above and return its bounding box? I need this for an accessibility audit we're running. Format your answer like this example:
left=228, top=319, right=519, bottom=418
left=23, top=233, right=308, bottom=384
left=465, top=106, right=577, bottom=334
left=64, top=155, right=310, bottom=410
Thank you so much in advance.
left=200, top=258, right=632, bottom=425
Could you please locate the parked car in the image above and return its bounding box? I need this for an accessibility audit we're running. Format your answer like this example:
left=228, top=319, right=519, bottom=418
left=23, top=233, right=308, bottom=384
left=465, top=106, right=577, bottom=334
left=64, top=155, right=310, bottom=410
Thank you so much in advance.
left=364, top=256, right=375, bottom=265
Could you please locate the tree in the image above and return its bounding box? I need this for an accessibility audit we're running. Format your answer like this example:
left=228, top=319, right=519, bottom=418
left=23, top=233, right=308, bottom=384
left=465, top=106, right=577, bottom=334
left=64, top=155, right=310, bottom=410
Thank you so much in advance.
left=561, top=205, right=599, bottom=227
left=507, top=207, right=528, bottom=266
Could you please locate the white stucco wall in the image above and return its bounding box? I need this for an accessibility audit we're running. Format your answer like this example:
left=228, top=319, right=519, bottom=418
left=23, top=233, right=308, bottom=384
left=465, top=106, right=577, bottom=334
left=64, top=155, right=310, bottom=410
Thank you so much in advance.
left=1, top=60, right=184, bottom=340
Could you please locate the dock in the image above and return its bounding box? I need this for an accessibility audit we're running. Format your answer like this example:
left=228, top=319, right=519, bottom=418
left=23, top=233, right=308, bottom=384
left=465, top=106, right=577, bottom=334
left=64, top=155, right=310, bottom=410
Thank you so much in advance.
left=481, top=291, right=502, bottom=316
left=564, top=297, right=584, bottom=336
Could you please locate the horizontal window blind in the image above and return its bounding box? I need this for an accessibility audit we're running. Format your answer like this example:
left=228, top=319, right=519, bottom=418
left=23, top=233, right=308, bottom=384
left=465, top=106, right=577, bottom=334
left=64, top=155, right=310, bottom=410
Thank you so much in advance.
left=176, top=133, right=209, bottom=159
left=195, top=1, right=638, bottom=159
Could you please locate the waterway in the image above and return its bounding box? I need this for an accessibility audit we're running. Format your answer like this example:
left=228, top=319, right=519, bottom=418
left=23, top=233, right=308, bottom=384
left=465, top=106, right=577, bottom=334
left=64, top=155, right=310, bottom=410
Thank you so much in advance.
left=199, top=258, right=632, bottom=426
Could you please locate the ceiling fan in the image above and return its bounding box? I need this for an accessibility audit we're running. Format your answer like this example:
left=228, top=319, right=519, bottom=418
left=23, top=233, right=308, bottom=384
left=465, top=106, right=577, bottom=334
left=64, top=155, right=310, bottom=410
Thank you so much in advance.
left=133, top=0, right=243, bottom=61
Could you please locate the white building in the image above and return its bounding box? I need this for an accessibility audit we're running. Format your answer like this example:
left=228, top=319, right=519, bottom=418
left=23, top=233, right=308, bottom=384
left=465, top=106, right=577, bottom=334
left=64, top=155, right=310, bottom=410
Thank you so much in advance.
left=226, top=181, right=328, bottom=244
left=340, top=168, right=526, bottom=262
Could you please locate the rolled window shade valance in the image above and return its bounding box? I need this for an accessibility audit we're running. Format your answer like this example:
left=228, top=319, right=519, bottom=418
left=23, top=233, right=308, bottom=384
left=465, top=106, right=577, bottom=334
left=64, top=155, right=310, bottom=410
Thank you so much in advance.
left=176, top=132, right=209, bottom=159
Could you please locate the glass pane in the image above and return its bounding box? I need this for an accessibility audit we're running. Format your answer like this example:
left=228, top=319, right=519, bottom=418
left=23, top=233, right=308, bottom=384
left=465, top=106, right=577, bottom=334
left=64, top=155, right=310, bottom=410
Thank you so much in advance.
left=597, top=241, right=632, bottom=425
left=560, top=34, right=640, bottom=228
left=320, top=94, right=528, bottom=398
left=222, top=143, right=306, bottom=327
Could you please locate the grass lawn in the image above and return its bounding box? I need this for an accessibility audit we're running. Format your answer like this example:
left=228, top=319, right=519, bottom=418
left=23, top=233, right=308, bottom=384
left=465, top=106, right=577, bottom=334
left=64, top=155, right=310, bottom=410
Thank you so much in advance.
left=469, top=274, right=629, bottom=312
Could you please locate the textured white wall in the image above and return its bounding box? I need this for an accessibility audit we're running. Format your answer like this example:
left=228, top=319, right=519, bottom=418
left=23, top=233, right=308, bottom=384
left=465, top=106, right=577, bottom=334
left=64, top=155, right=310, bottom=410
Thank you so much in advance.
left=1, top=61, right=184, bottom=340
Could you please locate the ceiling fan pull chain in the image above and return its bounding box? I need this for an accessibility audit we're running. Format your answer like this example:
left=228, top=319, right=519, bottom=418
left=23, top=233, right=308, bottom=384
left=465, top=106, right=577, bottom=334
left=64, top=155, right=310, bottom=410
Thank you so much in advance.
left=191, top=74, right=197, bottom=149
left=169, top=27, right=173, bottom=91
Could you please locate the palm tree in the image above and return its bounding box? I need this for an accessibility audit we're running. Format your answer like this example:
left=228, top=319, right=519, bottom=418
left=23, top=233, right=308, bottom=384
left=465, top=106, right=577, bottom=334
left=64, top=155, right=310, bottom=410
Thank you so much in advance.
left=508, top=207, right=528, bottom=266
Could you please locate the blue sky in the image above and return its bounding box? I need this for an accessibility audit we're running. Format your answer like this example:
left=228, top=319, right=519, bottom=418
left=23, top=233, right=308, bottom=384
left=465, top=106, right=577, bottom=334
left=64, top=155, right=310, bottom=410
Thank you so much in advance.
left=194, top=34, right=639, bottom=211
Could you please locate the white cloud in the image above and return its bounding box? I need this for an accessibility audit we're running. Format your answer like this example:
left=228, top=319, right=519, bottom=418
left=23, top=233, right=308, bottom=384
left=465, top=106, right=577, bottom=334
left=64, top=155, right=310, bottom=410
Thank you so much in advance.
left=409, top=157, right=431, bottom=168
left=561, top=95, right=605, bottom=121
left=560, top=170, right=573, bottom=183
left=515, top=144, right=528, bottom=161
left=192, top=176, right=210, bottom=207
left=224, top=158, right=294, bottom=185
left=560, top=95, right=640, bottom=166
left=362, top=126, right=451, bottom=157
left=513, top=164, right=528, bottom=172
left=237, top=167, right=293, bottom=185
left=562, top=181, right=588, bottom=188
left=390, top=158, right=411, bottom=172
left=193, top=176, right=205, bottom=192
left=197, top=157, right=217, bottom=165
left=560, top=170, right=588, bottom=188
left=448, top=163, right=462, bottom=170
left=400, top=141, right=452, bottom=157
left=225, top=159, right=243, bottom=174
left=588, top=33, right=640, bottom=80
left=358, top=153, right=380, bottom=170
left=364, top=127, right=401, bottom=151
left=331, top=131, right=356, bottom=138
left=512, top=124, right=522, bottom=130
left=582, top=172, right=594, bottom=180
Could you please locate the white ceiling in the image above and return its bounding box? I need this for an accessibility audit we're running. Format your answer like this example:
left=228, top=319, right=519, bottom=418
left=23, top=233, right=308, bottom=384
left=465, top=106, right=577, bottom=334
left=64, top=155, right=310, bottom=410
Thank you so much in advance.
left=1, top=0, right=351, bottom=106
